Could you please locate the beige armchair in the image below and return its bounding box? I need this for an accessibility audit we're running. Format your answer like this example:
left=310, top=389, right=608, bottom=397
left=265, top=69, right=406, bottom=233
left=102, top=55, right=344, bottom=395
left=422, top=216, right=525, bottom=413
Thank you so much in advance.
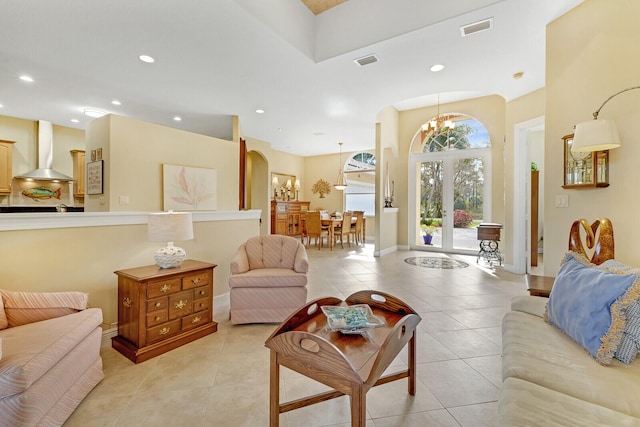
left=229, top=235, right=308, bottom=324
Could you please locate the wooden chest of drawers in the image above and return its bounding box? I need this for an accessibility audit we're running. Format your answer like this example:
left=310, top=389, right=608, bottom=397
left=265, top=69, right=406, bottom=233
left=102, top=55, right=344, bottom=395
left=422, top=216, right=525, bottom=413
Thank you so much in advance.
left=112, top=260, right=217, bottom=363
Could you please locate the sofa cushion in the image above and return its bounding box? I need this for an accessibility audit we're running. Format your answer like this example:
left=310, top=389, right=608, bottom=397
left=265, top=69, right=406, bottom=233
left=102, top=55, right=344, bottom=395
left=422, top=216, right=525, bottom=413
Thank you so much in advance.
left=498, top=377, right=640, bottom=427
left=503, top=310, right=640, bottom=418
left=511, top=295, right=547, bottom=317
left=0, top=307, right=102, bottom=398
left=229, top=268, right=307, bottom=289
left=1, top=290, right=88, bottom=327
left=545, top=252, right=640, bottom=365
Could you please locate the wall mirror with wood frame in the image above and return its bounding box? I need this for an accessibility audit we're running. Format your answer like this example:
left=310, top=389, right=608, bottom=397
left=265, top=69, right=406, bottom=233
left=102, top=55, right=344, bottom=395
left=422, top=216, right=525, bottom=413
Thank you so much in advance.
left=562, top=133, right=609, bottom=189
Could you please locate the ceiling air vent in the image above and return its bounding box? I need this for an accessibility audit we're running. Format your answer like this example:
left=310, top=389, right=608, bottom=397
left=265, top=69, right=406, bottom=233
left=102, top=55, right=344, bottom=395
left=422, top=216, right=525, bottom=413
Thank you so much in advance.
left=460, top=18, right=493, bottom=37
left=353, top=54, right=378, bottom=67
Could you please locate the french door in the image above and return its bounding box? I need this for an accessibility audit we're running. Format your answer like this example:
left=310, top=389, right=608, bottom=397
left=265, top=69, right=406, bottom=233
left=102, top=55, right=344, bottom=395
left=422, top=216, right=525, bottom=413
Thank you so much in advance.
left=410, top=148, right=491, bottom=253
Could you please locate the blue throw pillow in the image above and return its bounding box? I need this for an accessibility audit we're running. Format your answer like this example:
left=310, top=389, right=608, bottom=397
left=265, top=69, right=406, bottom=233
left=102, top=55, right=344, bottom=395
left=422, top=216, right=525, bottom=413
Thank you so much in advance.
left=602, top=260, right=640, bottom=363
left=545, top=252, right=640, bottom=365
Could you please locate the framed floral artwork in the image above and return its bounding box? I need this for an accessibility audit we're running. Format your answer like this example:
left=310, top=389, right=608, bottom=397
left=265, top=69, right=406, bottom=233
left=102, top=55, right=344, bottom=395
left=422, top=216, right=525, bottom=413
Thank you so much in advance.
left=162, top=164, right=217, bottom=211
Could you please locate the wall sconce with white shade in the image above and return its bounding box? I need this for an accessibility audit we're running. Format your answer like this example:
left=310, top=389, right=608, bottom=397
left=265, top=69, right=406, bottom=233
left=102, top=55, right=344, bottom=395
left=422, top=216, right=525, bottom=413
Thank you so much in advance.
left=572, top=85, right=640, bottom=152
left=334, top=142, right=347, bottom=190
left=148, top=211, right=194, bottom=268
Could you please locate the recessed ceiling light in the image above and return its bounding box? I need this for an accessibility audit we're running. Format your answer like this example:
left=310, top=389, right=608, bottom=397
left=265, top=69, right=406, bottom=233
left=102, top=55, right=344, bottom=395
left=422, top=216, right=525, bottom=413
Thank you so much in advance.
left=83, top=108, right=107, bottom=118
left=277, top=128, right=283, bottom=131
left=255, top=109, right=265, bottom=114
left=173, top=116, right=182, bottom=121
left=139, top=55, right=155, bottom=63
left=111, top=100, right=121, bottom=105
left=0, top=103, right=3, bottom=108
left=513, top=71, right=524, bottom=79
left=19, top=75, right=34, bottom=82
left=70, top=118, right=79, bottom=123
left=430, top=64, right=445, bottom=72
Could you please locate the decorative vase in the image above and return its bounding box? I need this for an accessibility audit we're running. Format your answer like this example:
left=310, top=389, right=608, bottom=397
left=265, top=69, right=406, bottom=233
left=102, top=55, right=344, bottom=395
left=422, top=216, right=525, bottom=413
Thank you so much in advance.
left=423, top=235, right=433, bottom=245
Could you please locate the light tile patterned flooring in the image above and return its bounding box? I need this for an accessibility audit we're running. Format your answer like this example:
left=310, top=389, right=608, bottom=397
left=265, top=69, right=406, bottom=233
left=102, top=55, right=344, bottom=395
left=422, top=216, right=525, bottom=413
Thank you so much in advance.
left=64, top=244, right=529, bottom=427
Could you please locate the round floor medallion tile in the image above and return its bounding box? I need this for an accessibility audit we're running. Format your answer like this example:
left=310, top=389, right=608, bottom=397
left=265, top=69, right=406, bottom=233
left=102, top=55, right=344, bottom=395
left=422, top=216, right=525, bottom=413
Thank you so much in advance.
left=404, top=256, right=469, bottom=269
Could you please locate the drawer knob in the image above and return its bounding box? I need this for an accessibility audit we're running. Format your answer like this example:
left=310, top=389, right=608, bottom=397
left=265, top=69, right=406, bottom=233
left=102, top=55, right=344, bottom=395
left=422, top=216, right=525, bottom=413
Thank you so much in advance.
left=155, top=302, right=162, bottom=308
left=155, top=316, right=161, bottom=321
left=122, top=297, right=132, bottom=308
left=159, top=327, right=170, bottom=335
left=191, top=277, right=202, bottom=285
left=175, top=300, right=188, bottom=310
left=160, top=284, right=171, bottom=293
left=191, top=316, right=202, bottom=324
left=199, top=290, right=205, bottom=296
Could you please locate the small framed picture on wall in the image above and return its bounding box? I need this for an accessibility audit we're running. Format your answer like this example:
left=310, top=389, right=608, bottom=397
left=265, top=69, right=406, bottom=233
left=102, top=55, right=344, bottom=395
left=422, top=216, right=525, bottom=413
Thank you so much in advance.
left=87, top=160, right=104, bottom=195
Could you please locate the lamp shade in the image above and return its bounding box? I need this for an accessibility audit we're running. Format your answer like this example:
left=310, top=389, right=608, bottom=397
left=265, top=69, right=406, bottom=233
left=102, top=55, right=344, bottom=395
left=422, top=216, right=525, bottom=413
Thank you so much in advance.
left=148, top=211, right=193, bottom=242
left=572, top=119, right=621, bottom=152
left=148, top=212, right=193, bottom=269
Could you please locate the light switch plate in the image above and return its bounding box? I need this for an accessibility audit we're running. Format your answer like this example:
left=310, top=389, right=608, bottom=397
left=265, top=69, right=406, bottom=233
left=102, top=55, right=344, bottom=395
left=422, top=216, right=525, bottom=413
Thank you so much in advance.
left=555, top=194, right=569, bottom=207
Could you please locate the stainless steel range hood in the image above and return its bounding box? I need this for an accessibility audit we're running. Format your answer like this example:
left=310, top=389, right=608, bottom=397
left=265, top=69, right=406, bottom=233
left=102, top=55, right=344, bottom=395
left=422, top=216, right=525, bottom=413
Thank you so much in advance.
left=15, top=120, right=74, bottom=181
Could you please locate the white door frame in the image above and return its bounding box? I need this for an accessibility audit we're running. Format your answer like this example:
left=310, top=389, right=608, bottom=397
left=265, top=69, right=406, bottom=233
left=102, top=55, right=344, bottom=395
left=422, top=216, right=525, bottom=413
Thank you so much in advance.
left=510, top=116, right=544, bottom=274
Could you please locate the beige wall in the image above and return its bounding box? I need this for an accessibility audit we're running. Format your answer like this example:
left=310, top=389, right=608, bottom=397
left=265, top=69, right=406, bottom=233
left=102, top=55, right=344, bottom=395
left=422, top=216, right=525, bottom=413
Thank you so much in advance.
left=85, top=115, right=240, bottom=212
left=544, top=0, right=640, bottom=274
left=0, top=217, right=258, bottom=328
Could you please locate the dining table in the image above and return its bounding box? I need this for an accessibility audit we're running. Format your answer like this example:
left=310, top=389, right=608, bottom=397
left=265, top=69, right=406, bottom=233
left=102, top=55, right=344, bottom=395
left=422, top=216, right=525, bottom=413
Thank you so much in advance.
left=320, top=216, right=365, bottom=249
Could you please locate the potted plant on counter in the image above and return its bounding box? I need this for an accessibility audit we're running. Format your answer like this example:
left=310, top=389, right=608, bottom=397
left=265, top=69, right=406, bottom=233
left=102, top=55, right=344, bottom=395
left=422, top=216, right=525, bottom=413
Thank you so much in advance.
left=421, top=224, right=436, bottom=245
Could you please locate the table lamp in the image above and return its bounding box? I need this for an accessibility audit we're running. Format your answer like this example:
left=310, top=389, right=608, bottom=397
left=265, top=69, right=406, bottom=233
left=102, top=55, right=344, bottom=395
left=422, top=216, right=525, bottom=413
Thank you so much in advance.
left=147, top=211, right=194, bottom=268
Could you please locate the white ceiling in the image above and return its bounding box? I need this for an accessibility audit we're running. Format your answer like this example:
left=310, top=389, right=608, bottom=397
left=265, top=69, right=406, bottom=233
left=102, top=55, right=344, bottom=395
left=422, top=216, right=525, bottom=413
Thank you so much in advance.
left=0, top=0, right=583, bottom=156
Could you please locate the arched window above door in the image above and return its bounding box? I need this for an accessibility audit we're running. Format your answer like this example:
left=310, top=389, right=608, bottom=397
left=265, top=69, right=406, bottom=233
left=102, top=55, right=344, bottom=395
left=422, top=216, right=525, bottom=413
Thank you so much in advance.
left=344, top=151, right=375, bottom=215
left=410, top=114, right=491, bottom=154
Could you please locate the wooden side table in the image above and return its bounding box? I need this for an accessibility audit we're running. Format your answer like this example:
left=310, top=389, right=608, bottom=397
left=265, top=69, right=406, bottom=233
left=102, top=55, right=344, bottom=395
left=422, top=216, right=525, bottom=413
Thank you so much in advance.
left=526, top=274, right=554, bottom=297
left=265, top=291, right=421, bottom=426
left=112, top=260, right=217, bottom=363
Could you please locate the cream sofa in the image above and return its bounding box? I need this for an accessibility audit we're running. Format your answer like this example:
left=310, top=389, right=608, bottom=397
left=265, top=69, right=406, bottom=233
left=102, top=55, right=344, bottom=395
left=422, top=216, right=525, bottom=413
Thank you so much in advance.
left=499, top=295, right=640, bottom=426
left=0, top=290, right=104, bottom=427
left=229, top=234, right=308, bottom=324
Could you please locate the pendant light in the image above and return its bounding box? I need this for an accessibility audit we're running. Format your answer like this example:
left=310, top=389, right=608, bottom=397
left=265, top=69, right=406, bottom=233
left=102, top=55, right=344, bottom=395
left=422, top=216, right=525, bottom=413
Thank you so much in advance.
left=420, top=93, right=455, bottom=134
left=334, top=142, right=347, bottom=190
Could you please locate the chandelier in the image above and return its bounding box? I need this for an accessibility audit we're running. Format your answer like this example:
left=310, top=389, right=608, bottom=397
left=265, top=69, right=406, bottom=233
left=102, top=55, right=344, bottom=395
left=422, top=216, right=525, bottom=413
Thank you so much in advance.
left=334, top=142, right=347, bottom=190
left=421, top=93, right=455, bottom=135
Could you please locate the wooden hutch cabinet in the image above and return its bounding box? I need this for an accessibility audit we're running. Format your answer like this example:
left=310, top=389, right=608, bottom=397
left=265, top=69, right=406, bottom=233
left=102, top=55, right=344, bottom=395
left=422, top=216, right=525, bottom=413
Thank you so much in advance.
left=112, top=260, right=217, bottom=363
left=70, top=149, right=85, bottom=197
left=271, top=200, right=310, bottom=237
left=0, top=140, right=15, bottom=195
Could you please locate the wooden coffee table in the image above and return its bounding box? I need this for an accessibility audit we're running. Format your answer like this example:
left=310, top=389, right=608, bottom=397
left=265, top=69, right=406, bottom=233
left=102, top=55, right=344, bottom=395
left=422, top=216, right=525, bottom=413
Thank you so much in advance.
left=526, top=274, right=554, bottom=297
left=265, top=290, right=421, bottom=427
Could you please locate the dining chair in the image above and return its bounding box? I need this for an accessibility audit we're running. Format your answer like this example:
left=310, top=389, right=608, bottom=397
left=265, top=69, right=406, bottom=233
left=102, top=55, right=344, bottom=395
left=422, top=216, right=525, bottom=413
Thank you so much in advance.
left=350, top=211, right=365, bottom=246
left=334, top=212, right=353, bottom=248
left=305, top=211, right=330, bottom=249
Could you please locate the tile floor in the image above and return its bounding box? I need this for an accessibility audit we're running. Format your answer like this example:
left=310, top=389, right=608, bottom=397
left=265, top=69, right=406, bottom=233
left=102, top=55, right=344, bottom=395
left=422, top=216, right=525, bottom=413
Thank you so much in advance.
left=64, top=244, right=529, bottom=427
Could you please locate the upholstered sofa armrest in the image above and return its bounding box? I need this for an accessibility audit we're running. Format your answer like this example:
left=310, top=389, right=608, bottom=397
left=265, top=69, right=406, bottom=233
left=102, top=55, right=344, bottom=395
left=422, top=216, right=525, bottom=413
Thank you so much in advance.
left=0, top=290, right=89, bottom=328
left=230, top=243, right=250, bottom=274
left=294, top=245, right=309, bottom=273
